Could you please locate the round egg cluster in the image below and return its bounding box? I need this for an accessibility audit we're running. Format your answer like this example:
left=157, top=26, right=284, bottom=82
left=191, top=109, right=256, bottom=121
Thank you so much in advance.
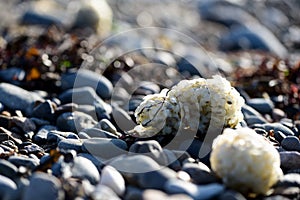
left=210, top=128, right=283, bottom=195
left=131, top=75, right=245, bottom=137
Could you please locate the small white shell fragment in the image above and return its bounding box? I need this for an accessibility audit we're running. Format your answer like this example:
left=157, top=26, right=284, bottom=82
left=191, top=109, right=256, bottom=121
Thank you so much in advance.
left=210, top=128, right=283, bottom=195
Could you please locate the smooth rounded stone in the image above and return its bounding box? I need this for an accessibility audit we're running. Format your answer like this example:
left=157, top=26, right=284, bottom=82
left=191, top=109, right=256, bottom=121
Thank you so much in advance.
left=76, top=104, right=98, bottom=120
left=80, top=128, right=119, bottom=139
left=0, top=115, right=10, bottom=129
left=128, top=96, right=143, bottom=112
left=182, top=162, right=218, bottom=185
left=56, top=111, right=97, bottom=133
left=264, top=123, right=295, bottom=137
left=91, top=185, right=121, bottom=200
left=111, top=106, right=136, bottom=132
left=134, top=81, right=161, bottom=95
left=0, top=67, right=25, bottom=84
left=59, top=86, right=98, bottom=105
left=272, top=108, right=286, bottom=121
left=0, top=83, right=43, bottom=116
left=82, top=138, right=127, bottom=159
left=33, top=125, right=57, bottom=144
left=165, top=180, right=224, bottom=200
left=199, top=0, right=256, bottom=27
left=271, top=186, right=300, bottom=199
left=0, top=147, right=4, bottom=154
left=0, top=159, right=18, bottom=180
left=23, top=172, right=64, bottom=200
left=78, top=132, right=91, bottom=139
left=47, top=130, right=78, bottom=143
left=280, top=151, right=300, bottom=171
left=30, top=117, right=51, bottom=127
left=276, top=173, right=300, bottom=187
left=129, top=140, right=167, bottom=165
left=20, top=11, right=62, bottom=26
left=61, top=69, right=113, bottom=99
left=99, top=165, right=126, bottom=196
left=246, top=98, right=275, bottom=114
left=108, top=155, right=161, bottom=174
left=97, top=119, right=118, bottom=136
left=281, top=136, right=300, bottom=152
left=143, top=189, right=193, bottom=200
left=31, top=100, right=55, bottom=121
left=8, top=155, right=39, bottom=170
left=0, top=174, right=17, bottom=200
left=219, top=23, right=287, bottom=57
left=0, top=102, right=3, bottom=112
left=163, top=149, right=181, bottom=171
left=124, top=186, right=143, bottom=200
left=58, top=139, right=83, bottom=152
left=217, top=190, right=246, bottom=200
left=78, top=153, right=104, bottom=171
left=274, top=131, right=287, bottom=143
left=244, top=115, right=267, bottom=126
left=241, top=104, right=264, bottom=117
left=263, top=195, right=291, bottom=200
left=71, top=156, right=100, bottom=185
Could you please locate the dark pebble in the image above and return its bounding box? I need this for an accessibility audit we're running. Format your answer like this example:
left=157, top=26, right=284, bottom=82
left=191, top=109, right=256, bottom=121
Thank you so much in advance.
left=58, top=139, right=83, bottom=152
left=80, top=127, right=119, bottom=139
left=56, top=111, right=97, bottom=133
left=281, top=136, right=300, bottom=152
left=32, top=100, right=55, bottom=121
left=82, top=138, right=127, bottom=159
left=91, top=185, right=121, bottom=200
left=0, top=174, right=17, bottom=200
left=0, top=83, right=42, bottom=116
left=0, top=159, right=18, bottom=180
left=280, top=151, right=300, bottom=171
left=246, top=98, right=274, bottom=115
left=59, top=86, right=100, bottom=105
left=8, top=155, right=39, bottom=170
left=217, top=190, right=247, bottom=200
left=61, top=69, right=113, bottom=99
left=276, top=173, right=300, bottom=187
left=23, top=172, right=64, bottom=200
left=182, top=162, right=218, bottom=185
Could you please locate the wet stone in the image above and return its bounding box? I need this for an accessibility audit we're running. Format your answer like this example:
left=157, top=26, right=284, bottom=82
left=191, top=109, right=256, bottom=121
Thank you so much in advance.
left=58, top=139, right=83, bottom=152
left=129, top=140, right=167, bottom=165
left=165, top=180, right=224, bottom=199
left=99, top=165, right=126, bottom=196
left=281, top=136, right=300, bottom=152
left=280, top=151, right=300, bottom=171
left=23, top=172, right=64, bottom=200
left=71, top=156, right=100, bottom=185
left=61, top=69, right=113, bottom=99
left=80, top=127, right=119, bottom=139
left=31, top=100, right=55, bottom=121
left=0, top=159, right=18, bottom=180
left=0, top=174, right=17, bottom=200
left=0, top=83, right=43, bottom=116
left=56, top=111, right=97, bottom=133
left=82, top=138, right=127, bottom=159
left=182, top=162, right=218, bottom=185
left=8, top=155, right=39, bottom=170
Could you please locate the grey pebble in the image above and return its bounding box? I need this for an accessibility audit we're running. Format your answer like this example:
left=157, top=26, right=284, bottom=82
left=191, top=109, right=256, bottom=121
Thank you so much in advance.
left=182, top=162, right=218, bottom=185
left=217, top=190, right=246, bottom=200
left=8, top=155, right=39, bottom=170
left=31, top=100, right=55, bottom=121
left=56, top=111, right=97, bottom=133
left=0, top=160, right=18, bottom=181
left=0, top=83, right=42, bottom=116
left=143, top=189, right=193, bottom=200
left=82, top=138, right=127, bottom=159
left=23, top=172, right=64, bottom=200
left=165, top=179, right=224, bottom=200
left=0, top=174, right=17, bottom=200
left=111, top=106, right=136, bottom=132
left=80, top=127, right=119, bottom=139
left=280, top=151, right=300, bottom=171
left=61, top=69, right=113, bottom=99
left=281, top=136, right=300, bottom=152
left=246, top=98, right=274, bottom=115
left=58, top=138, right=83, bottom=152
left=71, top=156, right=100, bottom=185
left=33, top=125, right=57, bottom=144
left=276, top=173, right=300, bottom=187
left=91, top=185, right=121, bottom=200
left=59, top=86, right=99, bottom=105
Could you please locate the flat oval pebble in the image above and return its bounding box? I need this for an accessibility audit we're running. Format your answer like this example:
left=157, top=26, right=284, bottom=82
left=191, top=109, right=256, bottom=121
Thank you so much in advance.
left=143, top=189, right=193, bottom=200
left=280, top=151, right=300, bottom=171
left=71, top=156, right=100, bottom=185
left=281, top=136, right=300, bottom=152
left=80, top=127, right=118, bottom=139
left=31, top=100, right=55, bottom=121
left=246, top=98, right=275, bottom=114
left=165, top=179, right=224, bottom=200
left=0, top=83, right=43, bottom=116
left=99, top=165, right=126, bottom=196
left=56, top=111, right=97, bottom=133
left=8, top=155, right=39, bottom=170
left=82, top=138, right=127, bottom=159
left=218, top=190, right=247, bottom=200
left=61, top=69, right=113, bottom=99
left=276, top=173, right=300, bottom=187
left=59, top=86, right=99, bottom=105
left=91, top=185, right=121, bottom=200
left=182, top=162, right=218, bottom=185
left=23, top=172, right=64, bottom=200
left=58, top=138, right=83, bottom=152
